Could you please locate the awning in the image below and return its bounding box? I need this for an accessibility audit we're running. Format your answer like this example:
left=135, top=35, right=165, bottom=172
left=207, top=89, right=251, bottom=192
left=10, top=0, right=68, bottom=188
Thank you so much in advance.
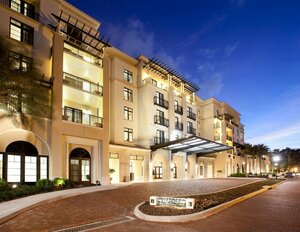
left=150, top=135, right=232, bottom=155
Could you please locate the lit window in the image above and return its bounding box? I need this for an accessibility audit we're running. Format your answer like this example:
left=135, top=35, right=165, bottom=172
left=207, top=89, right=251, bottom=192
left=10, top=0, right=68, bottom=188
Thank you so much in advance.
left=0, top=154, right=3, bottom=179
left=7, top=154, right=21, bottom=182
left=10, top=0, right=36, bottom=19
left=10, top=18, right=34, bottom=45
left=40, top=157, right=48, bottom=179
left=124, top=106, right=133, bottom=120
left=9, top=51, right=32, bottom=72
left=124, top=69, right=133, bottom=83
left=124, top=128, right=133, bottom=142
left=25, top=156, right=37, bottom=182
left=123, top=87, right=133, bottom=101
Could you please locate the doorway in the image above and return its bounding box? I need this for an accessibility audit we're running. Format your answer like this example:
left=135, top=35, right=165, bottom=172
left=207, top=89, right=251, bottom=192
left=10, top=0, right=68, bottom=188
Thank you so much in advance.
left=69, top=148, right=91, bottom=184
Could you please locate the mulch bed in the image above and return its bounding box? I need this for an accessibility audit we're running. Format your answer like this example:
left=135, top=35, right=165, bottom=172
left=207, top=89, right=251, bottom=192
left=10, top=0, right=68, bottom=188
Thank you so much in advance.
left=139, top=179, right=283, bottom=216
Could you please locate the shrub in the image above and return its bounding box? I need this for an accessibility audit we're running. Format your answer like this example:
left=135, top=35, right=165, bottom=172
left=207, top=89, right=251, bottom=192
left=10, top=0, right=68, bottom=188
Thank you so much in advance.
left=230, top=173, right=246, bottom=177
left=36, top=179, right=53, bottom=191
left=53, top=177, right=65, bottom=187
left=0, top=178, right=10, bottom=191
left=63, top=179, right=73, bottom=188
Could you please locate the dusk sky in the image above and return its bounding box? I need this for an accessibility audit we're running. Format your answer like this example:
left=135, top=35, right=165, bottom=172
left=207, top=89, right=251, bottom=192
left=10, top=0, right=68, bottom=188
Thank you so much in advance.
left=68, top=0, right=300, bottom=150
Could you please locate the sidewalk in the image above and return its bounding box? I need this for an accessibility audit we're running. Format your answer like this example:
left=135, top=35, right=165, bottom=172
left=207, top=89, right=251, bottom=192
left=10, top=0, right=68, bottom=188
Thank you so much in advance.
left=0, top=183, right=130, bottom=224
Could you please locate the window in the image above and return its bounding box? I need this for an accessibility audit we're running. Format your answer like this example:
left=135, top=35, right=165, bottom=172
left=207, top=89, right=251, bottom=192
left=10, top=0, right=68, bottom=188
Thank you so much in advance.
left=187, top=106, right=192, bottom=114
left=10, top=0, right=36, bottom=19
left=0, top=154, right=3, bottom=179
left=156, top=109, right=164, bottom=118
left=64, top=106, right=82, bottom=123
left=9, top=51, right=32, bottom=72
left=156, top=91, right=164, bottom=100
left=10, top=18, right=34, bottom=45
left=25, top=156, right=37, bottom=182
left=124, top=106, right=133, bottom=120
left=124, top=69, right=133, bottom=83
left=123, top=87, right=133, bottom=101
left=40, top=157, right=48, bottom=179
left=175, top=100, right=178, bottom=107
left=187, top=121, right=193, bottom=128
left=7, top=154, right=21, bottom=182
left=175, top=116, right=179, bottom=123
left=156, top=130, right=165, bottom=139
left=124, top=128, right=133, bottom=142
left=151, top=79, right=157, bottom=86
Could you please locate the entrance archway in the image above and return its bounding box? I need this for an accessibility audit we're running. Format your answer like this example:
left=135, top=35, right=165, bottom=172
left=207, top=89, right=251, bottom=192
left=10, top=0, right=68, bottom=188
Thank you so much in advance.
left=69, top=148, right=91, bottom=184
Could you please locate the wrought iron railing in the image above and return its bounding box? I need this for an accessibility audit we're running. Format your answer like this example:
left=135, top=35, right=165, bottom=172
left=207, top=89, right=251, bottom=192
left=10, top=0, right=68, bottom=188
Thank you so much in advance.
left=154, top=115, right=169, bottom=127
left=62, top=107, right=103, bottom=128
left=153, top=96, right=169, bottom=109
left=187, top=111, right=196, bottom=120
left=175, top=122, right=183, bottom=131
left=174, top=105, right=183, bottom=115
left=187, top=126, right=196, bottom=134
left=63, top=72, right=103, bottom=96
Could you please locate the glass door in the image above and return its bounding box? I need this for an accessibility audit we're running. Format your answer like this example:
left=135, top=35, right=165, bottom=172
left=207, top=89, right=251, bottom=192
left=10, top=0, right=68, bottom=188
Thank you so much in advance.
left=70, top=159, right=80, bottom=182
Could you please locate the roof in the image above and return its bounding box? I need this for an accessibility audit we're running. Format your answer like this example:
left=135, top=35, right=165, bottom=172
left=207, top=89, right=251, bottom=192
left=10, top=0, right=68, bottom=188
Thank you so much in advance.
left=150, top=135, right=232, bottom=155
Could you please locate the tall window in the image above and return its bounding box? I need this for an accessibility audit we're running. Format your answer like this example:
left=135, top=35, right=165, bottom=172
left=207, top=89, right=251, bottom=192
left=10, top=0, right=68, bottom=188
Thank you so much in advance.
left=0, top=154, right=3, bottom=179
left=156, top=109, right=164, bottom=118
left=40, top=157, right=48, bottom=179
left=25, top=156, right=37, bottom=182
left=156, top=91, right=164, bottom=100
left=175, top=100, right=178, bottom=107
left=124, top=69, right=133, bottom=83
left=123, top=87, right=133, bottom=101
left=9, top=51, right=32, bottom=72
left=124, top=106, right=133, bottom=120
left=187, top=121, right=193, bottom=128
left=187, top=106, right=192, bottom=114
left=124, top=128, right=133, bottom=142
left=7, top=154, right=21, bottom=182
left=10, top=18, right=34, bottom=45
left=156, top=130, right=165, bottom=140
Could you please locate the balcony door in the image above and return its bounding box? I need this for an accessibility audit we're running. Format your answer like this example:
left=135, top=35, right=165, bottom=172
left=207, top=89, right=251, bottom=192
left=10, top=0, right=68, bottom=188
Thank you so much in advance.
left=69, top=148, right=91, bottom=184
left=154, top=161, right=163, bottom=179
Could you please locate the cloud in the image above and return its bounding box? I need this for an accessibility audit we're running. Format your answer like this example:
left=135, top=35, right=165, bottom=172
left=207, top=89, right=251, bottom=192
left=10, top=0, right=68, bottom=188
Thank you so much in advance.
left=106, top=18, right=154, bottom=57
left=197, top=72, right=224, bottom=98
left=199, top=48, right=218, bottom=59
left=231, top=0, right=246, bottom=7
left=225, top=42, right=239, bottom=56
left=105, top=18, right=184, bottom=70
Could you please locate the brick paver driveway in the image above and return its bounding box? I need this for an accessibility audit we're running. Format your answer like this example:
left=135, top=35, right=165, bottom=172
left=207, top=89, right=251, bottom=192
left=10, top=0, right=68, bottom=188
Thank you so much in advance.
left=0, top=178, right=258, bottom=231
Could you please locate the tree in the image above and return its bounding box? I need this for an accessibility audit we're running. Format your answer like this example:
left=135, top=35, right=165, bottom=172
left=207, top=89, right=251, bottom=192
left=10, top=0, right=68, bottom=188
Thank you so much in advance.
left=255, top=144, right=270, bottom=173
left=0, top=36, right=51, bottom=126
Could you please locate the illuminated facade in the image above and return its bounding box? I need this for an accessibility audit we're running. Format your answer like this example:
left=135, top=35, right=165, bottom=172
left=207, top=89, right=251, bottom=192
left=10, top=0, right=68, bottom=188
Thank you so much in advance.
left=0, top=0, right=269, bottom=185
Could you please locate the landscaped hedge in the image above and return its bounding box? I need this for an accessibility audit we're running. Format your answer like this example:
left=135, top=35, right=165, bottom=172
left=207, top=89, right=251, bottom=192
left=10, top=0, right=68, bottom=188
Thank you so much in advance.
left=0, top=178, right=74, bottom=202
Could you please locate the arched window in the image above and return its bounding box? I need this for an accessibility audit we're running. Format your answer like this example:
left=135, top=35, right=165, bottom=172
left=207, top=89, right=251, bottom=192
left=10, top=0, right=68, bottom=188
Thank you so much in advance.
left=69, top=148, right=91, bottom=183
left=1, top=141, right=48, bottom=183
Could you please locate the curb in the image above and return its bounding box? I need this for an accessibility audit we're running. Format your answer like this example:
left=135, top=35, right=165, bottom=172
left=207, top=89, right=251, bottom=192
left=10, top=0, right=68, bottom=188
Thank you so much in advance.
left=0, top=184, right=127, bottom=225
left=134, top=180, right=285, bottom=223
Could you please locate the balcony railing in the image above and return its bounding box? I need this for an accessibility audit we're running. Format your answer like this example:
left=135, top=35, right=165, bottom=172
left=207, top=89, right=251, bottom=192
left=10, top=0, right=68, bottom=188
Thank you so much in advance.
left=63, top=72, right=103, bottom=96
left=154, top=115, right=169, bottom=127
left=187, top=111, right=196, bottom=120
left=214, top=135, right=221, bottom=141
left=62, top=107, right=103, bottom=128
left=174, top=105, right=183, bottom=115
left=187, top=126, right=196, bottom=134
left=153, top=96, right=169, bottom=109
left=175, top=122, right=183, bottom=131
left=226, top=135, right=233, bottom=141
left=0, top=0, right=39, bottom=21
left=154, top=137, right=169, bottom=145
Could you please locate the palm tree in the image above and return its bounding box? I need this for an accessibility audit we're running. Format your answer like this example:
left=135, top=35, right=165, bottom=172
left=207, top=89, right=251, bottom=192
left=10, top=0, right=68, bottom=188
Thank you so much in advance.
left=255, top=144, right=270, bottom=174
left=0, top=36, right=51, bottom=126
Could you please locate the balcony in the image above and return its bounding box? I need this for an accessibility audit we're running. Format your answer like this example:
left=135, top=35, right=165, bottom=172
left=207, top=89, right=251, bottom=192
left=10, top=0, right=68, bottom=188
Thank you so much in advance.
left=63, top=72, right=103, bottom=96
left=187, top=111, right=196, bottom=121
left=187, top=126, right=196, bottom=135
left=226, top=135, right=233, bottom=141
left=62, top=107, right=103, bottom=128
left=226, top=124, right=233, bottom=129
left=214, top=135, right=221, bottom=141
left=154, top=96, right=169, bottom=109
left=174, top=105, right=183, bottom=115
left=175, top=122, right=183, bottom=131
left=154, top=137, right=169, bottom=145
left=154, top=115, right=169, bottom=127
left=1, top=0, right=39, bottom=21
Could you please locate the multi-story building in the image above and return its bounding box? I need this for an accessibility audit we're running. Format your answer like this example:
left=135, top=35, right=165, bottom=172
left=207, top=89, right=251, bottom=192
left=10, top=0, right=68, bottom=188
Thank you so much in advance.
left=0, top=0, right=269, bottom=185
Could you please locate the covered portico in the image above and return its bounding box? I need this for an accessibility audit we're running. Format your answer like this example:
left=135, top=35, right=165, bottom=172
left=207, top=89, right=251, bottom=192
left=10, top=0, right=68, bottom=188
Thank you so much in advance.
left=149, top=135, right=232, bottom=181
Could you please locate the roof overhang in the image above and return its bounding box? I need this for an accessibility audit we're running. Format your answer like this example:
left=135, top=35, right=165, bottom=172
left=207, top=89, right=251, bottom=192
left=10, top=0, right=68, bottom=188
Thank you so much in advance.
left=150, top=135, right=232, bottom=155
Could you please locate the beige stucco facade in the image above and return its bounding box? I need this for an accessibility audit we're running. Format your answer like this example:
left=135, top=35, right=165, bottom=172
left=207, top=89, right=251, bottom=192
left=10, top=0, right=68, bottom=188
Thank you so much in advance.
left=0, top=0, right=270, bottom=185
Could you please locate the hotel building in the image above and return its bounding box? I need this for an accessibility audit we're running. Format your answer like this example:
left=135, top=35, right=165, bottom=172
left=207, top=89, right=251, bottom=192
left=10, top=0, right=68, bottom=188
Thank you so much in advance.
left=0, top=0, right=269, bottom=185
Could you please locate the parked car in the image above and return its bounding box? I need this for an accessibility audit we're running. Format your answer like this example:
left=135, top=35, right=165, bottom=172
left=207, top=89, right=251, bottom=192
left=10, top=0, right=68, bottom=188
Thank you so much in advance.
left=285, top=172, right=295, bottom=178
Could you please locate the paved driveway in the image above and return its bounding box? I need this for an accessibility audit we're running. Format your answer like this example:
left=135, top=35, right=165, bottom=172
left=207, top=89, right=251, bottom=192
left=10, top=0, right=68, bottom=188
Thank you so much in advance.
left=0, top=178, right=259, bottom=231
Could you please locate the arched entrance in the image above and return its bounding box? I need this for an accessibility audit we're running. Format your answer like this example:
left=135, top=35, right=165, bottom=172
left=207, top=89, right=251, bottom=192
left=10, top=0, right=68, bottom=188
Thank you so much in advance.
left=2, top=141, right=49, bottom=183
left=69, top=148, right=91, bottom=184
